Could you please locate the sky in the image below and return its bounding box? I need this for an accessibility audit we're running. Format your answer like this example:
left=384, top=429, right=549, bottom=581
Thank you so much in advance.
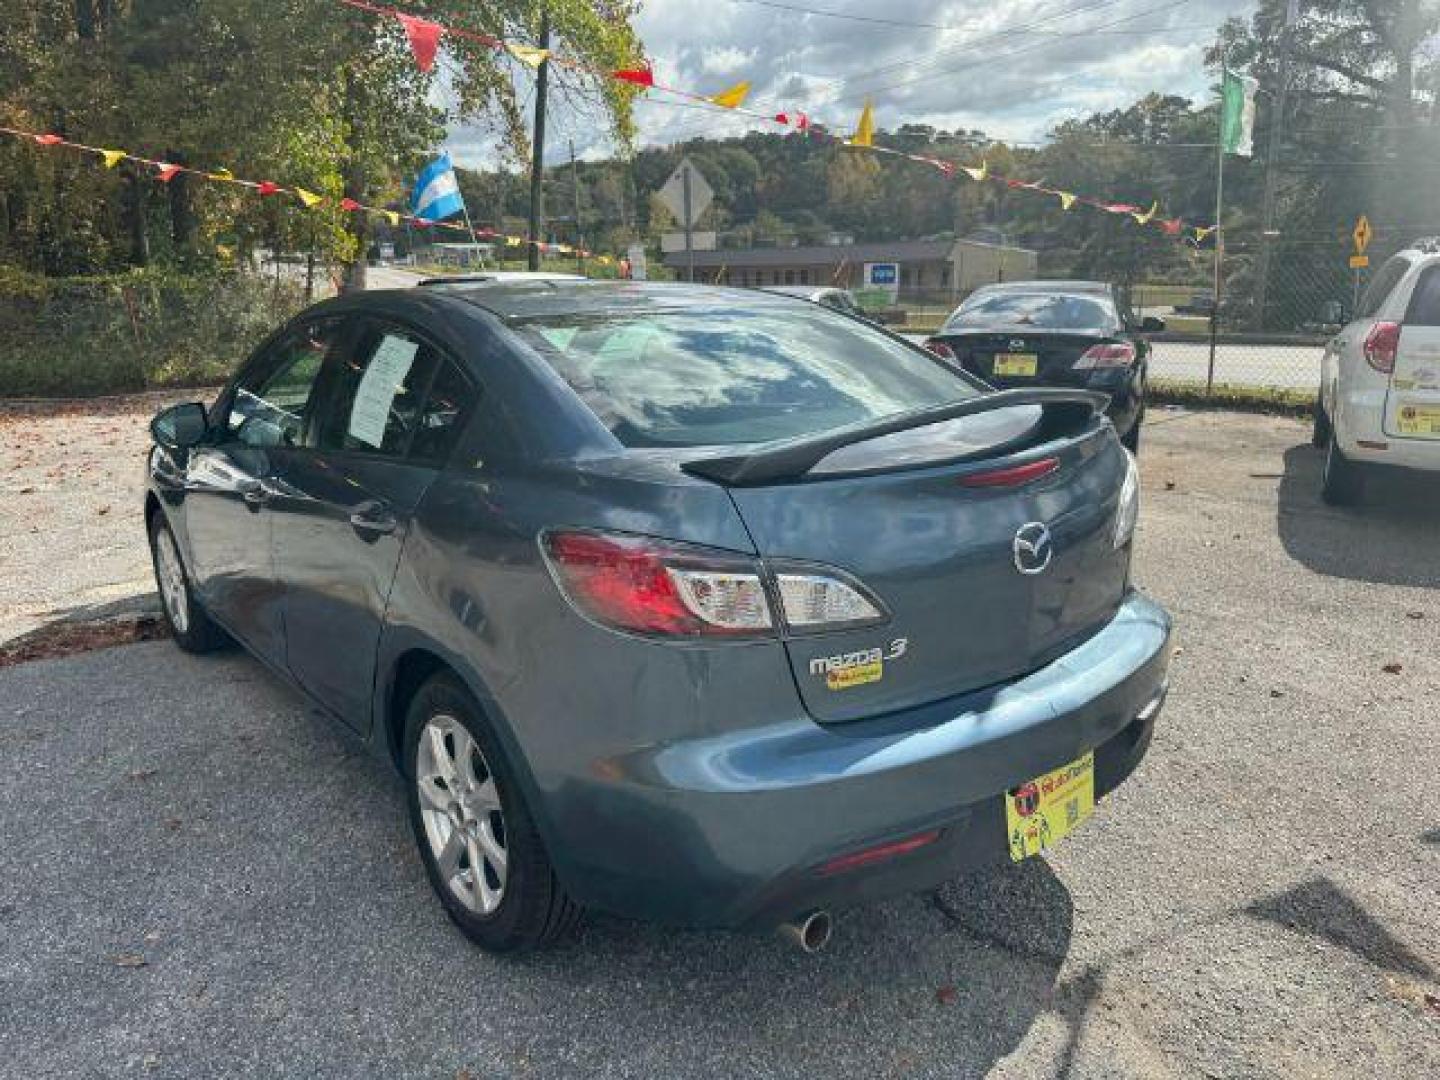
left=445, top=0, right=1259, bottom=167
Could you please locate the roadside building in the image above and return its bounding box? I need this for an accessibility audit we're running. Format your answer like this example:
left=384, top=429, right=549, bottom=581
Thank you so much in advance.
left=660, top=237, right=1037, bottom=304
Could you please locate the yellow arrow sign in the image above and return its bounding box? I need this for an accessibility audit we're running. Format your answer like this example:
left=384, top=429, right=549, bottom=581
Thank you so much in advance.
left=1353, top=214, right=1372, bottom=254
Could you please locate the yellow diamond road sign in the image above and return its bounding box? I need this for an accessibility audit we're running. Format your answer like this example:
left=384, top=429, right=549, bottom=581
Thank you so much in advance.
left=1353, top=215, right=1372, bottom=254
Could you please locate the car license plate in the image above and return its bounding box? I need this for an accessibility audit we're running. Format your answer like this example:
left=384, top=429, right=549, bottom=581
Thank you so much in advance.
left=993, top=353, right=1038, bottom=377
left=1004, top=752, right=1095, bottom=862
left=1396, top=403, right=1440, bottom=437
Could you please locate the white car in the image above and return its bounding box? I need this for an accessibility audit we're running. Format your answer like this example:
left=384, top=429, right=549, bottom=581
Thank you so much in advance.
left=1316, top=239, right=1440, bottom=504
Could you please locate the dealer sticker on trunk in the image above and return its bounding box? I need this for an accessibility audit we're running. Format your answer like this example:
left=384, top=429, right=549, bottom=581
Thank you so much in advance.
left=809, top=639, right=908, bottom=691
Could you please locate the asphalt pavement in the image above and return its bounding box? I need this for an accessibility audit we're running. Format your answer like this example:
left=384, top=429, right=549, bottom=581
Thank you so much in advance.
left=1, top=412, right=1438, bottom=1078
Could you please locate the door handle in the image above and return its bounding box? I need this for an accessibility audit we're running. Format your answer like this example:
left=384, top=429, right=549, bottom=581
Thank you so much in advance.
left=349, top=503, right=398, bottom=538
left=240, top=479, right=278, bottom=509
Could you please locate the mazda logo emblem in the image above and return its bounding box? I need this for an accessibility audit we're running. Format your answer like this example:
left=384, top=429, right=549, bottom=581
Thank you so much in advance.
left=1013, top=522, right=1054, bottom=575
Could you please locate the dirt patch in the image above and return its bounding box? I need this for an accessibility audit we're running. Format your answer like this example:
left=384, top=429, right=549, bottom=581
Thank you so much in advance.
left=0, top=613, right=169, bottom=669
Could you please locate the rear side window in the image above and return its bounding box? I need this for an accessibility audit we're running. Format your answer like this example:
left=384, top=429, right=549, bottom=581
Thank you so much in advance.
left=1404, top=266, right=1440, bottom=326
left=515, top=306, right=976, bottom=448
left=948, top=293, right=1117, bottom=331
left=1357, top=257, right=1411, bottom=319
left=312, top=324, right=471, bottom=459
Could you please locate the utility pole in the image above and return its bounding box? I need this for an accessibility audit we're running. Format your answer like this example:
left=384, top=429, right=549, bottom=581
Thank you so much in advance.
left=526, top=12, right=550, bottom=272
left=569, top=139, right=584, bottom=276
left=1253, top=0, right=1297, bottom=330
left=1208, top=57, right=1228, bottom=395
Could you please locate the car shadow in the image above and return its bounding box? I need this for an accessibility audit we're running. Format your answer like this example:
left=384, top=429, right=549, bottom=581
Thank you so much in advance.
left=1276, top=443, right=1440, bottom=588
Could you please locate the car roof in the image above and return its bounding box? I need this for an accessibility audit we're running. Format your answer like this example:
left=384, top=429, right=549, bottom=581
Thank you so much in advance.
left=419, top=271, right=587, bottom=287
left=970, top=279, right=1112, bottom=296
left=760, top=285, right=842, bottom=299
left=421, top=280, right=806, bottom=321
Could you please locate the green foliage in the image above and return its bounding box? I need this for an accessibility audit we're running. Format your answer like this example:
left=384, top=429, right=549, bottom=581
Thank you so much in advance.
left=0, top=265, right=306, bottom=396
left=1, top=0, right=643, bottom=277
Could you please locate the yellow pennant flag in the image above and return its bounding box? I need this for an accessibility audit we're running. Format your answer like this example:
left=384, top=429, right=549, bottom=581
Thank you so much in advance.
left=962, top=160, right=989, bottom=182
left=100, top=148, right=126, bottom=169
left=708, top=81, right=751, bottom=110
left=384, top=210, right=400, bottom=227
left=1057, top=191, right=1077, bottom=211
left=1193, top=225, right=1216, bottom=243
left=505, top=235, right=523, bottom=248
left=1132, top=201, right=1158, bottom=225
left=208, top=167, right=234, bottom=182
left=848, top=99, right=875, bottom=147
left=507, top=43, right=551, bottom=67
left=295, top=188, right=325, bottom=209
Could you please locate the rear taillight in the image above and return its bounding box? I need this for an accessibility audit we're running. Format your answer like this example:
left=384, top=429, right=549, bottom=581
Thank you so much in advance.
left=542, top=531, right=772, bottom=638
left=959, top=457, right=1060, bottom=488
left=1364, top=321, right=1401, bottom=374
left=1074, top=342, right=1137, bottom=369
left=923, top=339, right=956, bottom=360
left=541, top=530, right=886, bottom=638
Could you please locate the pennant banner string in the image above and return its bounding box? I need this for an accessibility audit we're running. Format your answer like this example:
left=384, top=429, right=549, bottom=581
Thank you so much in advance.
left=332, top=0, right=1214, bottom=243
left=0, top=125, right=611, bottom=264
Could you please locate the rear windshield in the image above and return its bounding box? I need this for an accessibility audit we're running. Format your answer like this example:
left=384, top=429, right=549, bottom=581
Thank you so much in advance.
left=948, top=293, right=1116, bottom=331
left=514, top=306, right=977, bottom=447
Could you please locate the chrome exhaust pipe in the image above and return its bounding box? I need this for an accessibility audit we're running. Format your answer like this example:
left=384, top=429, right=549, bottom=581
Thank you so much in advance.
left=778, top=909, right=833, bottom=953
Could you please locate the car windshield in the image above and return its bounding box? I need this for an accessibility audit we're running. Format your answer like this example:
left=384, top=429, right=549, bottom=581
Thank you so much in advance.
left=948, top=292, right=1115, bottom=331
left=514, top=306, right=976, bottom=448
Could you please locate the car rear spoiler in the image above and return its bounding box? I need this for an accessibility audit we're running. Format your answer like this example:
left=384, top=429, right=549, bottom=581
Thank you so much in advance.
left=681, top=388, right=1110, bottom=486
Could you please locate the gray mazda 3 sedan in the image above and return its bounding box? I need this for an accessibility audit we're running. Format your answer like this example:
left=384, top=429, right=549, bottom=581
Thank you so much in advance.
left=144, top=281, right=1172, bottom=953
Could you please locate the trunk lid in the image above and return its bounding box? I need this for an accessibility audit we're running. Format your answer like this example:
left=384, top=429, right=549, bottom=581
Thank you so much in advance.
left=1383, top=324, right=1440, bottom=441
left=936, top=330, right=1110, bottom=389
left=705, top=400, right=1132, bottom=723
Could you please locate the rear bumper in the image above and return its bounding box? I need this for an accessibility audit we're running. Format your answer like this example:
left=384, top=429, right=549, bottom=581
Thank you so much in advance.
left=548, top=591, right=1173, bottom=928
left=1337, top=386, right=1440, bottom=470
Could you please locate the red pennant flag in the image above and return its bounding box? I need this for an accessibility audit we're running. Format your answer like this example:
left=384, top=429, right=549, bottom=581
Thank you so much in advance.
left=396, top=13, right=443, bottom=73
left=1102, top=202, right=1139, bottom=215
left=257, top=181, right=281, bottom=196
left=613, top=66, right=655, bottom=88
left=1161, top=218, right=1183, bottom=236
left=34, top=134, right=64, bottom=146
left=931, top=159, right=956, bottom=178
left=340, top=198, right=362, bottom=212
left=155, top=163, right=183, bottom=183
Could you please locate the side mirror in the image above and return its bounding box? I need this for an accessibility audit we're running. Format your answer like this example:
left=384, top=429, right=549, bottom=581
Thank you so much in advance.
left=1140, top=316, right=1167, bottom=333
left=151, top=402, right=208, bottom=450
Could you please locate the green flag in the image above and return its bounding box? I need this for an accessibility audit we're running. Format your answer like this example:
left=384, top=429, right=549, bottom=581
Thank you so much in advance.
left=1220, top=70, right=1258, bottom=157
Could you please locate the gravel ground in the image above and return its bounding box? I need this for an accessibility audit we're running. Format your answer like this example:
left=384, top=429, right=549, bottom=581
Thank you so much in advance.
left=1, top=407, right=1438, bottom=1078
left=0, top=391, right=205, bottom=644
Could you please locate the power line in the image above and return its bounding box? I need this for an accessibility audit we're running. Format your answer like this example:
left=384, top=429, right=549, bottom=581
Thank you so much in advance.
left=715, top=0, right=984, bottom=32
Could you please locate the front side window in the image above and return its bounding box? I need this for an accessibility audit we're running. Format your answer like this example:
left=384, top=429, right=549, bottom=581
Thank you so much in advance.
left=947, top=293, right=1117, bottom=332
left=312, top=324, right=467, bottom=458
left=515, top=305, right=977, bottom=448
left=227, top=318, right=343, bottom=448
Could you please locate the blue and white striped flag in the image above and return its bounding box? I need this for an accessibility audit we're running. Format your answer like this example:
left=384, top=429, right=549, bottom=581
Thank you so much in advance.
left=409, top=154, right=465, bottom=222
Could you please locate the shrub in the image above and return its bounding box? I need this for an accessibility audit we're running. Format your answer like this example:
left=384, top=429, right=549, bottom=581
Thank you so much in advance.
left=0, top=265, right=307, bottom=397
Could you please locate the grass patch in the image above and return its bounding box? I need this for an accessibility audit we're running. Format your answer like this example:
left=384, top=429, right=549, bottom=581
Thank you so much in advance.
left=1150, top=378, right=1316, bottom=418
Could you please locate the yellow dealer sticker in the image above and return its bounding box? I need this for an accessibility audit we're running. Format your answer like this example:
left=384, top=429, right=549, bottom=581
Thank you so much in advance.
left=1397, top=404, right=1440, bottom=438
left=826, top=659, right=883, bottom=690
left=1005, top=752, right=1095, bottom=862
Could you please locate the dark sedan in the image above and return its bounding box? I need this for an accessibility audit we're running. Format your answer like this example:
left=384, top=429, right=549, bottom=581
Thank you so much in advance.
left=923, top=281, right=1162, bottom=452
left=144, top=281, right=1171, bottom=953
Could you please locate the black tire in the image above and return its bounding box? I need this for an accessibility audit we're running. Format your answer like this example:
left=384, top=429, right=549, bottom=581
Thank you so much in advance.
left=147, top=513, right=230, bottom=653
left=1121, top=410, right=1143, bottom=454
left=1312, top=397, right=1332, bottom=448
left=1321, top=429, right=1365, bottom=506
left=403, top=673, right=582, bottom=952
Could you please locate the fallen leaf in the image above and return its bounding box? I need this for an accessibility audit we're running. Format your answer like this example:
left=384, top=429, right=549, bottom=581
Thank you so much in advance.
left=126, top=767, right=158, bottom=781
left=97, top=506, right=110, bottom=516
left=1425, top=992, right=1440, bottom=1018
left=112, top=953, right=148, bottom=968
left=1164, top=480, right=1176, bottom=491
left=1381, top=663, right=1403, bottom=675
left=163, top=817, right=183, bottom=831
left=936, top=984, right=958, bottom=1005
left=1406, top=611, right=1425, bottom=621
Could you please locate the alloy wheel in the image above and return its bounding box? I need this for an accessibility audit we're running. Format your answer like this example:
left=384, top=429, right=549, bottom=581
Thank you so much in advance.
left=415, top=714, right=508, bottom=915
left=154, top=527, right=190, bottom=635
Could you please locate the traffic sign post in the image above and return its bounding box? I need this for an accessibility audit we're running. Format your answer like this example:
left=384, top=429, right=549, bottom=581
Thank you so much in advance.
left=1351, top=214, right=1372, bottom=309
left=658, top=158, right=713, bottom=283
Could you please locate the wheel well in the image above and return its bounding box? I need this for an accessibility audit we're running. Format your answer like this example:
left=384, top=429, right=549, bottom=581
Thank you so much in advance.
left=144, top=492, right=162, bottom=530
left=386, top=649, right=453, bottom=767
